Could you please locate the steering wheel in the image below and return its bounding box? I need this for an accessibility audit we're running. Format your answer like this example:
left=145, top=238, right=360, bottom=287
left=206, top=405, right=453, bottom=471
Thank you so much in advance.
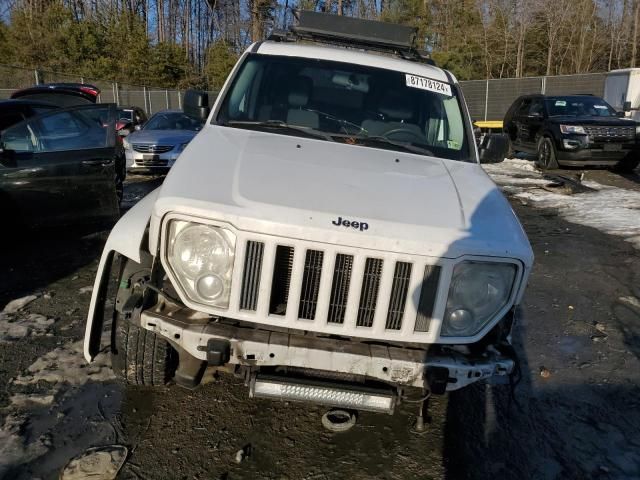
left=306, top=109, right=367, bottom=135
left=381, top=128, right=424, bottom=142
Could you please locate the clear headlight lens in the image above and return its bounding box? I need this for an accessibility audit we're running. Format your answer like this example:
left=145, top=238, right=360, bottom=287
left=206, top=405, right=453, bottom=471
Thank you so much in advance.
left=441, top=261, right=517, bottom=337
left=167, top=221, right=235, bottom=308
left=560, top=125, right=586, bottom=134
left=122, top=139, right=132, bottom=150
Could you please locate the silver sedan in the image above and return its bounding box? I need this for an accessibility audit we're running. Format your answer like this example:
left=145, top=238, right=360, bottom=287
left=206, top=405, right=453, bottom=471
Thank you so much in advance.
left=123, top=110, right=202, bottom=172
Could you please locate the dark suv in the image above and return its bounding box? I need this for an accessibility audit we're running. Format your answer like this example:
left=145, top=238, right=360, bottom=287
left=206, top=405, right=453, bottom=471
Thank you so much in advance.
left=504, top=94, right=640, bottom=172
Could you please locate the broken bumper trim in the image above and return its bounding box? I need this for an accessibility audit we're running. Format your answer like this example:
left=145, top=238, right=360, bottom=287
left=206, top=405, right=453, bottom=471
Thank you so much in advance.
left=140, top=310, right=514, bottom=390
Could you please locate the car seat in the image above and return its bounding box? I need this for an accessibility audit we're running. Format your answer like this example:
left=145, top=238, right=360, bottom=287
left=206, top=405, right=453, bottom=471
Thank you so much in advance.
left=286, top=77, right=319, bottom=129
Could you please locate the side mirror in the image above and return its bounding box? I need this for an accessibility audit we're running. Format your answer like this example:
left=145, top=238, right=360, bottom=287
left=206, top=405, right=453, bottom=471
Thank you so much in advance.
left=184, top=89, right=210, bottom=122
left=479, top=133, right=509, bottom=164
left=118, top=128, right=131, bottom=137
left=623, top=101, right=632, bottom=113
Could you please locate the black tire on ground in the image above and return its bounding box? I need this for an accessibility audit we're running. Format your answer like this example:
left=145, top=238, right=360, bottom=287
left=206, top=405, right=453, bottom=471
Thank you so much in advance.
left=111, top=259, right=176, bottom=386
left=614, top=155, right=640, bottom=174
left=536, top=136, right=559, bottom=170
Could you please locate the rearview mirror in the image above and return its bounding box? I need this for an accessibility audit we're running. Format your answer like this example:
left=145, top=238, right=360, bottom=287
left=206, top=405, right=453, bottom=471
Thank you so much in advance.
left=479, top=133, right=509, bottom=164
left=623, top=101, right=632, bottom=113
left=184, top=89, right=210, bottom=122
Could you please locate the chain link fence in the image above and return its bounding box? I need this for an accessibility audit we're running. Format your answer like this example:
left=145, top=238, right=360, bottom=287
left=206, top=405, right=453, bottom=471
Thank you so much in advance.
left=460, top=72, right=607, bottom=122
left=0, top=64, right=216, bottom=115
left=1, top=64, right=609, bottom=121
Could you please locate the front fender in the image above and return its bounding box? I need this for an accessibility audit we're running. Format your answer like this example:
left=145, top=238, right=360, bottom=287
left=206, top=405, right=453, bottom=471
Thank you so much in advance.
left=83, top=188, right=160, bottom=362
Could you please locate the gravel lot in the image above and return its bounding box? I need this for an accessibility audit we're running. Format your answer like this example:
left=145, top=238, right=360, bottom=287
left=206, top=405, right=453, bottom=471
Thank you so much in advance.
left=1, top=162, right=639, bottom=480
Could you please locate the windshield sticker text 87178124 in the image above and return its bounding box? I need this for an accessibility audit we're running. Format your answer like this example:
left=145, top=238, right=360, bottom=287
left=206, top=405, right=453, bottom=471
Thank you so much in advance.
left=405, top=74, right=452, bottom=96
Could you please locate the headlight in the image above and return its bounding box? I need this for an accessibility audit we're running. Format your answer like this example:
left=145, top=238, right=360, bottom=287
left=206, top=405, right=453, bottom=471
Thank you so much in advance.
left=635, top=125, right=640, bottom=136
left=441, top=261, right=517, bottom=337
left=560, top=125, right=586, bottom=134
left=177, top=142, right=189, bottom=153
left=123, top=139, right=132, bottom=150
left=167, top=221, right=236, bottom=308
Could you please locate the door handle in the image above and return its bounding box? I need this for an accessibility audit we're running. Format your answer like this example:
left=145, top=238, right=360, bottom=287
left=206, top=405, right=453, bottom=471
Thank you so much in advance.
left=82, top=159, right=114, bottom=167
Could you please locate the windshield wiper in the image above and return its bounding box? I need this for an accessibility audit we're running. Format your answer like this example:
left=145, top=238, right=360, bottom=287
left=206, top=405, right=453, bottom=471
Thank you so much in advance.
left=224, top=120, right=335, bottom=141
left=352, top=136, right=435, bottom=156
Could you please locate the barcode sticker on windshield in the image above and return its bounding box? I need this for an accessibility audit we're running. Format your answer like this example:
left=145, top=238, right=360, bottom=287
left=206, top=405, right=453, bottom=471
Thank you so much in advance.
left=405, top=74, right=452, bottom=96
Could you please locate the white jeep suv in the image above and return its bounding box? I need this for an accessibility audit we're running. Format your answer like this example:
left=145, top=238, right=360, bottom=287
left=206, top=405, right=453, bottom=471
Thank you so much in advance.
left=84, top=14, right=532, bottom=418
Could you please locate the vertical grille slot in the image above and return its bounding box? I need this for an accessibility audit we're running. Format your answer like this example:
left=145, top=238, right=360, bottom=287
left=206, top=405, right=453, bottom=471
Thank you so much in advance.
left=356, top=258, right=384, bottom=327
left=239, top=241, right=264, bottom=311
left=298, top=250, right=324, bottom=320
left=385, top=262, right=412, bottom=330
left=414, top=265, right=441, bottom=332
left=327, top=254, right=354, bottom=324
left=269, top=246, right=294, bottom=315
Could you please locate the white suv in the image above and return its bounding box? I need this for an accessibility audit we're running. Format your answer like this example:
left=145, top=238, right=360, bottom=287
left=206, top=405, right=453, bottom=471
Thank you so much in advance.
left=84, top=14, right=532, bottom=418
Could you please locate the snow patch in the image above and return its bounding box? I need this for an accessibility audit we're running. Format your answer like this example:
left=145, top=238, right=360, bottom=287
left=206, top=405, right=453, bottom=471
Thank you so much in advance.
left=0, top=314, right=54, bottom=342
left=619, top=296, right=640, bottom=310
left=2, top=295, right=39, bottom=313
left=0, top=413, right=49, bottom=478
left=0, top=334, right=117, bottom=475
left=14, top=340, right=115, bottom=386
left=79, top=286, right=93, bottom=294
left=9, top=393, right=56, bottom=409
left=484, top=158, right=640, bottom=250
left=60, top=445, right=128, bottom=480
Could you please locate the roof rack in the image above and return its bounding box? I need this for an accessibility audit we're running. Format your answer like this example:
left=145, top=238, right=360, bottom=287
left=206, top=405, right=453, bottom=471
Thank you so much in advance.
left=269, top=10, right=435, bottom=66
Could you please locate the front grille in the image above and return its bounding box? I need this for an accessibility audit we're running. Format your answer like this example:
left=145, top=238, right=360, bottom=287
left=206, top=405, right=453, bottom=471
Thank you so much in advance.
left=385, top=262, right=412, bottom=330
left=414, top=265, right=441, bottom=332
left=136, top=158, right=169, bottom=167
left=298, top=250, right=324, bottom=320
left=132, top=144, right=174, bottom=153
left=269, top=246, right=294, bottom=315
left=584, top=125, right=635, bottom=141
left=327, top=254, right=353, bottom=324
left=239, top=241, right=264, bottom=311
left=231, top=238, right=443, bottom=341
left=356, top=258, right=384, bottom=327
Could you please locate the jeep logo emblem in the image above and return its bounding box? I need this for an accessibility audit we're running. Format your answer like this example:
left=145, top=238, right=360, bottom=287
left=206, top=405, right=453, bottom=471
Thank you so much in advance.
left=332, top=216, right=369, bottom=232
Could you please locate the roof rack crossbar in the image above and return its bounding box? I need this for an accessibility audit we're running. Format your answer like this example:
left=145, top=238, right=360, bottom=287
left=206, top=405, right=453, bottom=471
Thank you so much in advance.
left=269, top=10, right=435, bottom=67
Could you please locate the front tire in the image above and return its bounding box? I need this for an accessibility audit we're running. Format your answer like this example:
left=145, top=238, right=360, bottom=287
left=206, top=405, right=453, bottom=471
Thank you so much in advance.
left=536, top=136, right=559, bottom=170
left=614, top=154, right=640, bottom=174
left=111, top=258, right=176, bottom=386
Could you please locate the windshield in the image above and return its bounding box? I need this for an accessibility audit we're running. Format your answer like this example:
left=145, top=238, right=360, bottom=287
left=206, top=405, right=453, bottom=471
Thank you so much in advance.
left=144, top=112, right=202, bottom=131
left=545, top=97, right=617, bottom=117
left=216, top=54, right=472, bottom=162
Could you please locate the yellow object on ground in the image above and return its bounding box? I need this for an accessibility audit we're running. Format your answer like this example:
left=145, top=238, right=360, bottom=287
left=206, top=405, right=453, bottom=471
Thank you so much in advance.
left=474, top=120, right=503, bottom=129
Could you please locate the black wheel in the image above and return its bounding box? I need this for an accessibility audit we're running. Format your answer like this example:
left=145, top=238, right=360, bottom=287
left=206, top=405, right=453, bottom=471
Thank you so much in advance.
left=536, top=137, right=559, bottom=170
left=111, top=258, right=176, bottom=386
left=614, top=155, right=640, bottom=174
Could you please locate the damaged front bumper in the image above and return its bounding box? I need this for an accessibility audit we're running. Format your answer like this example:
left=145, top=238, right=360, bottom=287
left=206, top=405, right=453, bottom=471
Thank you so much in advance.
left=140, top=309, right=515, bottom=393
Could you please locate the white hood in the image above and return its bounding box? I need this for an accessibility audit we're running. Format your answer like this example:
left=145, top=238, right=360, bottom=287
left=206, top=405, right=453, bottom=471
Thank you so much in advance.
left=152, top=126, right=533, bottom=263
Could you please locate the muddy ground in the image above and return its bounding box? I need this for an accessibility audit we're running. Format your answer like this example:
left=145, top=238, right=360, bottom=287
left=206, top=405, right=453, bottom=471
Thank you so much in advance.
left=1, top=166, right=639, bottom=480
